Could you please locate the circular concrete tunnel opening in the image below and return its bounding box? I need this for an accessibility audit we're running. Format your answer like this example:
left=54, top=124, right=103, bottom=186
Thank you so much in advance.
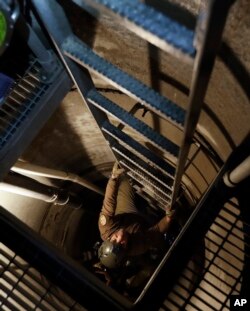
left=0, top=84, right=203, bottom=301
left=0, top=88, right=215, bottom=302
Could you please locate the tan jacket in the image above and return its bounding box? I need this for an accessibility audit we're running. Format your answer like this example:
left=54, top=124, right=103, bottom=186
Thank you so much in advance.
left=98, top=177, right=172, bottom=256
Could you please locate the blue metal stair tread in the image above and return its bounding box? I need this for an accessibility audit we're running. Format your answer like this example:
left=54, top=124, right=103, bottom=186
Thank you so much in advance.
left=102, top=121, right=175, bottom=178
left=112, top=143, right=173, bottom=191
left=87, top=89, right=179, bottom=158
left=74, top=0, right=195, bottom=61
left=62, top=36, right=185, bottom=128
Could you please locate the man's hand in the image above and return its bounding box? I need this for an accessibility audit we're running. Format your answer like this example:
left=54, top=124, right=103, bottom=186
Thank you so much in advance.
left=111, top=161, right=125, bottom=179
left=165, top=208, right=175, bottom=218
left=93, top=262, right=112, bottom=286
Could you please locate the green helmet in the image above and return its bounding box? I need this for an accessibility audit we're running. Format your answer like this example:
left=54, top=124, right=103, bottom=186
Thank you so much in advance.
left=98, top=240, right=125, bottom=269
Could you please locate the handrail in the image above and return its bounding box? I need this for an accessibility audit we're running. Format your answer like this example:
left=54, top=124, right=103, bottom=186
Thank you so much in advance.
left=170, top=0, right=234, bottom=208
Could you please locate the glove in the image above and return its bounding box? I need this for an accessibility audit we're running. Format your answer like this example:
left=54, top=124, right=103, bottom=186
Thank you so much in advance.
left=111, top=162, right=125, bottom=179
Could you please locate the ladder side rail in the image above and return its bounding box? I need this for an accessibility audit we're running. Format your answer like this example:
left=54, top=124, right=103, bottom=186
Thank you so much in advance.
left=170, top=0, right=235, bottom=209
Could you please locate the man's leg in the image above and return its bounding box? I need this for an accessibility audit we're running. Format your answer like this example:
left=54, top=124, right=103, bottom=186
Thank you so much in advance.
left=115, top=176, right=138, bottom=215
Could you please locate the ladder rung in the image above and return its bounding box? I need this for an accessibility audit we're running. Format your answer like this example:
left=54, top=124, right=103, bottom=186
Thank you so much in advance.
left=74, top=0, right=195, bottom=62
left=120, top=159, right=172, bottom=201
left=102, top=121, right=175, bottom=179
left=88, top=90, right=179, bottom=158
left=112, top=143, right=173, bottom=191
left=62, top=35, right=186, bottom=128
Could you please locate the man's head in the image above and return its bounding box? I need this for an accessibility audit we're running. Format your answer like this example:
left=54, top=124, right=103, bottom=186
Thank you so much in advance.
left=98, top=229, right=129, bottom=269
left=110, top=229, right=129, bottom=247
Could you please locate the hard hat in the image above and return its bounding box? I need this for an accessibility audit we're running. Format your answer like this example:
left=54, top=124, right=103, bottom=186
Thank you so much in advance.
left=98, top=240, right=125, bottom=269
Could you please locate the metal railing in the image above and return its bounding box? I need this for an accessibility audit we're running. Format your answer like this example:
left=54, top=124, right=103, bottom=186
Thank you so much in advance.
left=0, top=243, right=86, bottom=311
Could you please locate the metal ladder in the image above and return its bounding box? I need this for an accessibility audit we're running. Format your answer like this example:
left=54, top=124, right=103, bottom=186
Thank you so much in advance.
left=32, top=0, right=234, bottom=212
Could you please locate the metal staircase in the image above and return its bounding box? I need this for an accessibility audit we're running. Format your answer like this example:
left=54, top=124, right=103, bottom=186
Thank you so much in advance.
left=56, top=0, right=234, bottom=211
left=0, top=0, right=235, bottom=214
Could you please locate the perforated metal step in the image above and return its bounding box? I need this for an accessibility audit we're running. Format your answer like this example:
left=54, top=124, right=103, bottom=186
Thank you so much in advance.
left=112, top=143, right=173, bottom=191
left=72, top=0, right=195, bottom=62
left=121, top=160, right=171, bottom=207
left=120, top=159, right=171, bottom=199
left=102, top=121, right=175, bottom=178
left=62, top=35, right=185, bottom=128
left=87, top=89, right=179, bottom=159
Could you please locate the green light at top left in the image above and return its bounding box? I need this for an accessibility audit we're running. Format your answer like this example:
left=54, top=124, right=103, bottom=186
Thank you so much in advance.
left=0, top=11, right=7, bottom=47
left=0, top=1, right=20, bottom=56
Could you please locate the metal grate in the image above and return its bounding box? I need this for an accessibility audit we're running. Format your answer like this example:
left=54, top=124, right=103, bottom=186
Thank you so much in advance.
left=0, top=243, right=86, bottom=311
left=112, top=143, right=173, bottom=191
left=102, top=121, right=176, bottom=178
left=0, top=60, right=49, bottom=150
left=162, top=199, right=245, bottom=311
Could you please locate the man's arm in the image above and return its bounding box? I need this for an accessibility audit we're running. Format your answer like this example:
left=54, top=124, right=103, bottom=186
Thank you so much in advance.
left=99, top=163, right=125, bottom=240
left=101, top=177, right=119, bottom=217
left=99, top=177, right=120, bottom=240
left=128, top=214, right=174, bottom=256
left=150, top=214, right=173, bottom=234
left=101, top=162, right=125, bottom=216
